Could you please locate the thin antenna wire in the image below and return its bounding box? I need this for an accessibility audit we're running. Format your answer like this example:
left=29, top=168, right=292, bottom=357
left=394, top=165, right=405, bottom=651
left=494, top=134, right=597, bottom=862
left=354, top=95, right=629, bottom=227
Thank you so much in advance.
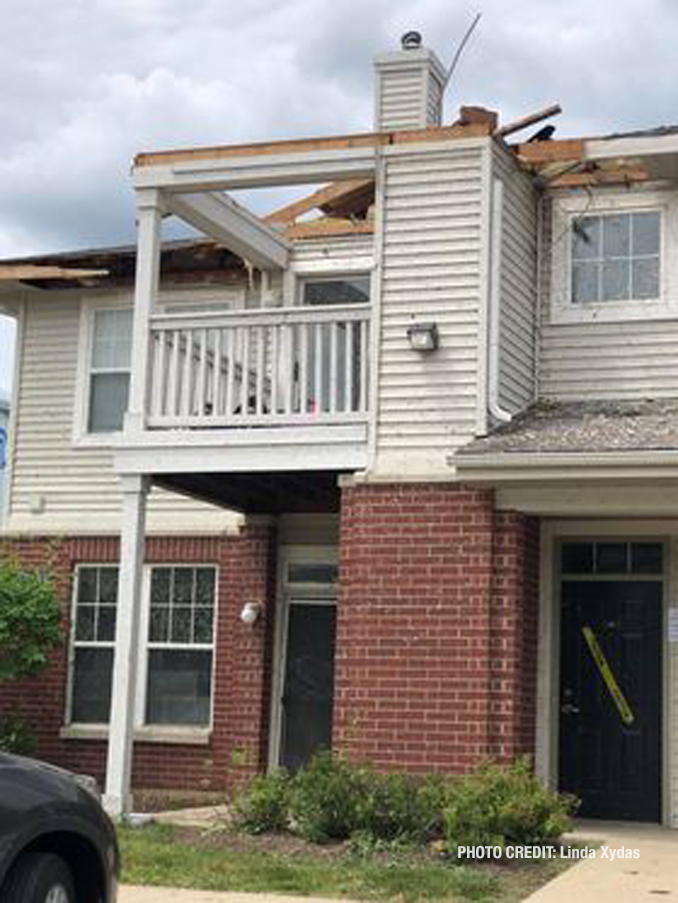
left=444, top=12, right=482, bottom=87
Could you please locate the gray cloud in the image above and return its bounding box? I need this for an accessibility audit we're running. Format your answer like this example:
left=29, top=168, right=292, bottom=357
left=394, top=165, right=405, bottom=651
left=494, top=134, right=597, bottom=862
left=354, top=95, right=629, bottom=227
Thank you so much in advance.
left=2, top=0, right=678, bottom=391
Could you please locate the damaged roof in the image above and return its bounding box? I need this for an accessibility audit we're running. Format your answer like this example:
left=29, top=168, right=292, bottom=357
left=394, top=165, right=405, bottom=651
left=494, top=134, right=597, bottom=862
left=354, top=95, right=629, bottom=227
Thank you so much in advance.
left=458, top=399, right=678, bottom=456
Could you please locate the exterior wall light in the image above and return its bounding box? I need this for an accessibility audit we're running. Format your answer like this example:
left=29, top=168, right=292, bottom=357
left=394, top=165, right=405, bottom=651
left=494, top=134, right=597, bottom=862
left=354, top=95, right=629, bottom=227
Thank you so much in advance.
left=407, top=322, right=439, bottom=352
left=240, top=601, right=263, bottom=625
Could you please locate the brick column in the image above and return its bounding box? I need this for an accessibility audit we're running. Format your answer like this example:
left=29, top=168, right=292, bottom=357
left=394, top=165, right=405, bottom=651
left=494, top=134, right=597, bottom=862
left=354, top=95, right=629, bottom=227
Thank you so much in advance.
left=334, top=483, right=540, bottom=774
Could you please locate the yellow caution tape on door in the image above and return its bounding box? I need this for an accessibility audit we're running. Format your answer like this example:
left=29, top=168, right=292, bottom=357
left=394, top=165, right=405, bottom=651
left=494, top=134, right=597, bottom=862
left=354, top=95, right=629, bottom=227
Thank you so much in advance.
left=582, top=626, right=635, bottom=727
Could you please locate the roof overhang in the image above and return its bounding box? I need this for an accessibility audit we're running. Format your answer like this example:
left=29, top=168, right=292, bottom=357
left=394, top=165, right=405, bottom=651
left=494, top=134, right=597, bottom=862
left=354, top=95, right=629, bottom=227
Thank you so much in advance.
left=585, top=133, right=678, bottom=181
left=452, top=449, right=678, bottom=484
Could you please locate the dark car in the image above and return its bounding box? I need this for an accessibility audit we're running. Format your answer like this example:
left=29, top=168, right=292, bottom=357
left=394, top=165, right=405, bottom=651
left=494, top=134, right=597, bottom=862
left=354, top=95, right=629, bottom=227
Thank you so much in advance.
left=0, top=753, right=118, bottom=903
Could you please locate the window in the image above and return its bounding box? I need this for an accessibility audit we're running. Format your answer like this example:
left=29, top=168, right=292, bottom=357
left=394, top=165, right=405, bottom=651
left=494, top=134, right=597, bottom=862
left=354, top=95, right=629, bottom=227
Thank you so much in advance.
left=88, top=308, right=133, bottom=432
left=297, top=275, right=370, bottom=413
left=550, top=191, right=677, bottom=324
left=561, top=541, right=663, bottom=575
left=68, top=564, right=217, bottom=731
left=70, top=566, right=119, bottom=724
left=145, top=566, right=216, bottom=727
left=571, top=212, right=660, bottom=304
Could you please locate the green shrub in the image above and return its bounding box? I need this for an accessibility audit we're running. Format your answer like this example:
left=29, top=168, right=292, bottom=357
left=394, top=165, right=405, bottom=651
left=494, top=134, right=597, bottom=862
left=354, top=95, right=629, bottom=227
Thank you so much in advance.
left=443, top=758, right=578, bottom=857
left=231, top=770, right=291, bottom=834
left=288, top=751, right=371, bottom=842
left=355, top=771, right=448, bottom=842
left=0, top=714, right=38, bottom=755
left=0, top=560, right=62, bottom=681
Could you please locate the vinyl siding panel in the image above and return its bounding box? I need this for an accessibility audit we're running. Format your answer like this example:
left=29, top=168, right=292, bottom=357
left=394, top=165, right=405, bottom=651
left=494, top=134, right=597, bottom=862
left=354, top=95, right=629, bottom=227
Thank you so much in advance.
left=8, top=293, right=240, bottom=534
left=378, top=68, right=425, bottom=131
left=539, top=194, right=678, bottom=400
left=375, top=143, right=485, bottom=473
left=494, top=144, right=537, bottom=412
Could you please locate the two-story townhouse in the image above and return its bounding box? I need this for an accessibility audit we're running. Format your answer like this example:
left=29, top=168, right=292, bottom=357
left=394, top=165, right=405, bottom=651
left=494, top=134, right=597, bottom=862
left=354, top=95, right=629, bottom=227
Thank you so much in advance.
left=1, top=33, right=676, bottom=828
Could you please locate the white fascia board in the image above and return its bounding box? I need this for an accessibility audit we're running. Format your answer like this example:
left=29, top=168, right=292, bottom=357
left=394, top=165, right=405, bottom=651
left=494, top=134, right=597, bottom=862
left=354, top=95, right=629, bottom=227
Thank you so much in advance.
left=586, top=133, right=678, bottom=161
left=133, top=147, right=377, bottom=192
left=452, top=449, right=678, bottom=482
left=167, top=192, right=290, bottom=270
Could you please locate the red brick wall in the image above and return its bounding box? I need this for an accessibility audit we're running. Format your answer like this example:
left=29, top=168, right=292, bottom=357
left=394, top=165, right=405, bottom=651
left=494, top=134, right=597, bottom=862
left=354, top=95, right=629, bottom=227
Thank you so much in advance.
left=334, top=483, right=540, bottom=773
left=0, top=525, right=277, bottom=794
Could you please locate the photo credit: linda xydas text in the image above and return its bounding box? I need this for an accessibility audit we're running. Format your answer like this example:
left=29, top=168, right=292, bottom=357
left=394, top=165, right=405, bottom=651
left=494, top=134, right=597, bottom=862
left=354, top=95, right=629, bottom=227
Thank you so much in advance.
left=457, top=845, right=640, bottom=860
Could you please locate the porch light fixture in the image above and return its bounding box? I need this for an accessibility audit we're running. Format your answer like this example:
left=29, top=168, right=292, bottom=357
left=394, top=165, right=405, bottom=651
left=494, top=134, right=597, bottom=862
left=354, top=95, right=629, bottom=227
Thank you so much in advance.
left=240, top=601, right=263, bottom=625
left=407, top=322, right=439, bottom=352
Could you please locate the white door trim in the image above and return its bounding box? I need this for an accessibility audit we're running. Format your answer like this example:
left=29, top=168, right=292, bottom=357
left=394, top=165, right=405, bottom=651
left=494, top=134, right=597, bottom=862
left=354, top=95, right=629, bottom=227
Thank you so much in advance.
left=537, top=521, right=674, bottom=827
left=268, top=544, right=338, bottom=771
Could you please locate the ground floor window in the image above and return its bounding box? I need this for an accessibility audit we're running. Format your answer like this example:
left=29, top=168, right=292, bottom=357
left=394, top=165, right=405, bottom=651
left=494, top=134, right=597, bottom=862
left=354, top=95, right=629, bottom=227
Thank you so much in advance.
left=69, top=564, right=217, bottom=729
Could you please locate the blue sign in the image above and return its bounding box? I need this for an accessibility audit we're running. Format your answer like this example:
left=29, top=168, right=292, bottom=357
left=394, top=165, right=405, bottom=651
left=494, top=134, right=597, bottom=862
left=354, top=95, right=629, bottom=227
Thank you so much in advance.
left=0, top=427, right=6, bottom=470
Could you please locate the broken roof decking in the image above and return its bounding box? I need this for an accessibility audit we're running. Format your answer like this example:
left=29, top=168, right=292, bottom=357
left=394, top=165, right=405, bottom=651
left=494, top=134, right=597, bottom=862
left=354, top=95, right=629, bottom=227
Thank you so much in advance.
left=459, top=400, right=678, bottom=456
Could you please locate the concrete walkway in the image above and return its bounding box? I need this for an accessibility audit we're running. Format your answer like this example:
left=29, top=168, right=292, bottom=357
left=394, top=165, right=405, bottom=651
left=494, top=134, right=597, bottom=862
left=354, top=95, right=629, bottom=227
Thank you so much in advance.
left=120, top=891, right=345, bottom=903
left=525, top=821, right=678, bottom=901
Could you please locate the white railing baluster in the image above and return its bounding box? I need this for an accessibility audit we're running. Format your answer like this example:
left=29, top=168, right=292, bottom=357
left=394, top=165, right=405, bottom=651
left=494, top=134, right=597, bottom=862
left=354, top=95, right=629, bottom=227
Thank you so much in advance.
left=212, top=329, right=222, bottom=417
left=146, top=304, right=370, bottom=428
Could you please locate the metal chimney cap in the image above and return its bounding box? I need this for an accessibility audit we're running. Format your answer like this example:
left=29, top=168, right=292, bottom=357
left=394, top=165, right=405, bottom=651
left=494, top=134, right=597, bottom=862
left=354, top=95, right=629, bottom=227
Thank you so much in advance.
left=401, top=31, right=422, bottom=50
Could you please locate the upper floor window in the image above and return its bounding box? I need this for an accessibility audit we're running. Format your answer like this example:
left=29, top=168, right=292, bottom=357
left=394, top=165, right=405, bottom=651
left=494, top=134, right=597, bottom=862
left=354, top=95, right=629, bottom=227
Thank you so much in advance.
left=88, top=308, right=132, bottom=433
left=550, top=191, right=675, bottom=325
left=571, top=212, right=660, bottom=304
left=301, top=275, right=371, bottom=306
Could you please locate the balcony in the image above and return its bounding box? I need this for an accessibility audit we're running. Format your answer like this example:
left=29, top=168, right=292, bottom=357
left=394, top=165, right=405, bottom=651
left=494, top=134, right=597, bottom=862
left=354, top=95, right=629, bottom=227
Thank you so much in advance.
left=115, top=302, right=372, bottom=495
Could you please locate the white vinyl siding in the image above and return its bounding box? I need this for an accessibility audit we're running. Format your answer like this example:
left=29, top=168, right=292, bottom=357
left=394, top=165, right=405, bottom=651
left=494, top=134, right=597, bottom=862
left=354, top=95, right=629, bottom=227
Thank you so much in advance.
left=374, top=142, right=485, bottom=474
left=377, top=67, right=427, bottom=131
left=539, top=195, right=678, bottom=400
left=493, top=144, right=538, bottom=413
left=7, top=292, right=242, bottom=534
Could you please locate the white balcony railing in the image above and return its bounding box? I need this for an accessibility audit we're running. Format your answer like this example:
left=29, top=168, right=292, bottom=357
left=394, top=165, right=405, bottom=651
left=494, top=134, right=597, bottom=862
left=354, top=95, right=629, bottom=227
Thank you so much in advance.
left=147, top=304, right=371, bottom=429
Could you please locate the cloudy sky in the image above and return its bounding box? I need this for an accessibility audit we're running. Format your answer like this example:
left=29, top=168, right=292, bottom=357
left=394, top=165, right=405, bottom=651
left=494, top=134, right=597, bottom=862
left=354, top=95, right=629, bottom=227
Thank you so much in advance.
left=1, top=0, right=678, bottom=393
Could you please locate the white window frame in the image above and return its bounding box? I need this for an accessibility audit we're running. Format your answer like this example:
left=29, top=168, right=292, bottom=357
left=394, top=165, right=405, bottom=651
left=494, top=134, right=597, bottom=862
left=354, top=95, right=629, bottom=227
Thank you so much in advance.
left=73, top=295, right=133, bottom=449
left=550, top=189, right=677, bottom=325
left=63, top=562, right=218, bottom=746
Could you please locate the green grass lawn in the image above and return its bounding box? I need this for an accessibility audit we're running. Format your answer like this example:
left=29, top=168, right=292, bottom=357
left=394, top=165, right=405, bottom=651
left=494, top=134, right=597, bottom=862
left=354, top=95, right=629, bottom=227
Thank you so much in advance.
left=118, top=823, right=572, bottom=902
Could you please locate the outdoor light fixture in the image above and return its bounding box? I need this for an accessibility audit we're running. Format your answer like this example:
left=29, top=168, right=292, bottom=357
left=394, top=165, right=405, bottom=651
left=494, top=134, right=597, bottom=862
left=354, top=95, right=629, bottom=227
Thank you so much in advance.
left=407, top=322, right=439, bottom=352
left=240, top=601, right=263, bottom=625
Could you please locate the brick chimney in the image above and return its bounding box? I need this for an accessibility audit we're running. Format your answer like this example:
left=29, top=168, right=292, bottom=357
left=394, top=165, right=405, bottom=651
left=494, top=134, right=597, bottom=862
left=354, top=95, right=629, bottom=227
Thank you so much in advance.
left=373, top=32, right=447, bottom=132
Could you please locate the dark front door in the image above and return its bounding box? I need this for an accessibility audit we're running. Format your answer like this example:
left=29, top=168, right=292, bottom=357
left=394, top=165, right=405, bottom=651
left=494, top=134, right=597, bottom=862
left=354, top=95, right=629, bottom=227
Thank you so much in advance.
left=559, top=580, right=662, bottom=821
left=280, top=602, right=336, bottom=772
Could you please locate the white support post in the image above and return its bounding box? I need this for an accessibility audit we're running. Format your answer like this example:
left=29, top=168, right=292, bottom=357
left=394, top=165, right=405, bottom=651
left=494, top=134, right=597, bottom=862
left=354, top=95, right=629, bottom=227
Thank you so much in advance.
left=125, top=189, right=164, bottom=435
left=103, top=474, right=150, bottom=818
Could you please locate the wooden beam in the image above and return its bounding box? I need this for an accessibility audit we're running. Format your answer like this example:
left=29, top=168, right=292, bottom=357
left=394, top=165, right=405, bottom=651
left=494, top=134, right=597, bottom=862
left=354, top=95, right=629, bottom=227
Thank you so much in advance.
left=265, top=179, right=374, bottom=225
left=549, top=166, right=647, bottom=188
left=0, top=265, right=109, bottom=281
left=134, top=122, right=494, bottom=170
left=495, top=104, right=562, bottom=139
left=515, top=138, right=585, bottom=166
left=285, top=218, right=374, bottom=240
left=166, top=192, right=290, bottom=269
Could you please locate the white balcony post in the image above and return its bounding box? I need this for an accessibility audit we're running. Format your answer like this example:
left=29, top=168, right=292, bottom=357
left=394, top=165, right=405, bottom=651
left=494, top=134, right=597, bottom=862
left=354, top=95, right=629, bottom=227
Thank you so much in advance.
left=125, top=188, right=164, bottom=435
left=103, top=473, right=149, bottom=818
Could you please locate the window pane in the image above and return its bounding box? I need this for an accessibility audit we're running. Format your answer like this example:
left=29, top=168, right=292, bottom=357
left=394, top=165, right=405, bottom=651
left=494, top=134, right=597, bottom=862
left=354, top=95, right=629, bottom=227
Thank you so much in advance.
left=302, top=276, right=370, bottom=306
left=92, top=309, right=133, bottom=369
left=572, top=261, right=599, bottom=303
left=194, top=608, right=214, bottom=643
left=195, top=569, right=215, bottom=606
left=572, top=217, right=600, bottom=260
left=171, top=607, right=192, bottom=643
left=151, top=568, right=171, bottom=605
left=77, top=568, right=98, bottom=603
left=288, top=563, right=339, bottom=584
left=561, top=543, right=594, bottom=573
left=75, top=605, right=96, bottom=641
left=632, top=258, right=659, bottom=299
left=149, top=606, right=170, bottom=643
left=631, top=543, right=663, bottom=574
left=145, top=650, right=212, bottom=725
left=596, top=543, right=628, bottom=573
left=88, top=372, right=130, bottom=432
left=602, top=259, right=630, bottom=301
left=173, top=569, right=194, bottom=605
left=632, top=212, right=660, bottom=256
left=603, top=214, right=630, bottom=258
left=99, top=568, right=119, bottom=604
left=71, top=648, right=113, bottom=723
left=97, top=605, right=117, bottom=642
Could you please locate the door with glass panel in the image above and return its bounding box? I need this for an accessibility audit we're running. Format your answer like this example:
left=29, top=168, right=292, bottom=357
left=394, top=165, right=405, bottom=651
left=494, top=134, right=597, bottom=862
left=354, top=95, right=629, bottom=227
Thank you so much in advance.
left=277, top=553, right=338, bottom=773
